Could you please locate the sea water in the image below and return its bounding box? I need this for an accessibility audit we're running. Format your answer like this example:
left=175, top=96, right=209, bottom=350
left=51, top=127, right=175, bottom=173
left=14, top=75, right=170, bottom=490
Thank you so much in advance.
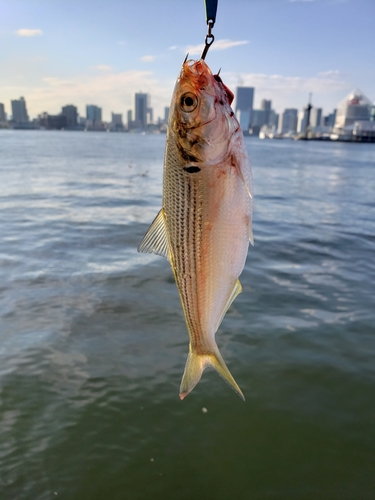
left=0, top=130, right=374, bottom=499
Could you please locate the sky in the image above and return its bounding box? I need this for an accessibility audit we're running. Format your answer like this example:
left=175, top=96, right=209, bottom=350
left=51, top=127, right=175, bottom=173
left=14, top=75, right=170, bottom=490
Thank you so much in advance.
left=0, top=0, right=374, bottom=121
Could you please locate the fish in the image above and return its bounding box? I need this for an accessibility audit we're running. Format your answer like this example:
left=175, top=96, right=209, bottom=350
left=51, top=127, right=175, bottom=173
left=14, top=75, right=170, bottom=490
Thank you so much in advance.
left=138, top=58, right=253, bottom=400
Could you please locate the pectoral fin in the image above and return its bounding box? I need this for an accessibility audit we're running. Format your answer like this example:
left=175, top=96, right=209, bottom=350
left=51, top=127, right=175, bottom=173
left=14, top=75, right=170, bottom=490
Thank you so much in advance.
left=137, top=208, right=169, bottom=259
left=232, top=154, right=253, bottom=199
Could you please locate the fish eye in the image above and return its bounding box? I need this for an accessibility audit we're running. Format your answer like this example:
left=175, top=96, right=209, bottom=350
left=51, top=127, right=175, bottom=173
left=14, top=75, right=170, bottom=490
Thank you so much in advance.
left=180, top=93, right=198, bottom=113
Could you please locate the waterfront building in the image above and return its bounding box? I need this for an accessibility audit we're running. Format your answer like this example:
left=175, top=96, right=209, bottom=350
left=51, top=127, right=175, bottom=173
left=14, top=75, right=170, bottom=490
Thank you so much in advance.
left=269, top=110, right=278, bottom=128
left=111, top=113, right=124, bottom=131
left=331, top=90, right=374, bottom=141
left=235, top=87, right=254, bottom=133
left=61, top=105, right=78, bottom=128
left=260, top=99, right=272, bottom=126
left=324, top=110, right=336, bottom=128
left=310, top=107, right=322, bottom=129
left=11, top=96, right=29, bottom=123
left=251, top=100, right=278, bottom=135
left=86, top=105, right=102, bottom=125
left=164, top=107, right=169, bottom=123
left=278, top=108, right=298, bottom=134
left=135, top=93, right=149, bottom=129
left=251, top=109, right=266, bottom=127
left=334, top=89, right=371, bottom=129
left=297, top=108, right=310, bottom=133
left=39, top=112, right=67, bottom=130
left=127, top=110, right=133, bottom=129
left=0, top=103, right=6, bottom=122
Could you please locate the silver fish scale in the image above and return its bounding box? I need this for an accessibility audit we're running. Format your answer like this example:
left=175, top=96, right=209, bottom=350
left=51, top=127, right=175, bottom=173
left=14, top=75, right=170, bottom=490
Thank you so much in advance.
left=163, top=137, right=209, bottom=352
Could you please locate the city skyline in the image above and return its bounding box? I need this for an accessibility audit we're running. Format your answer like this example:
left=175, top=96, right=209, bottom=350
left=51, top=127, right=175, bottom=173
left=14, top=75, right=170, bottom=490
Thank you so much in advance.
left=0, top=83, right=360, bottom=127
left=3, top=88, right=374, bottom=143
left=0, top=89, right=333, bottom=126
left=0, top=0, right=374, bottom=121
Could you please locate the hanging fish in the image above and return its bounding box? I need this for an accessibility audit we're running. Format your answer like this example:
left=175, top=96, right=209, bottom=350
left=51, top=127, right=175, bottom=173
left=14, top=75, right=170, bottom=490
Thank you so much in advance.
left=138, top=58, right=253, bottom=400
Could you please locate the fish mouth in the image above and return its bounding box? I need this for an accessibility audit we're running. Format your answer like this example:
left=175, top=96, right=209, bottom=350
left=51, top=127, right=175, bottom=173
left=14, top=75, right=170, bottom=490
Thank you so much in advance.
left=180, top=59, right=212, bottom=90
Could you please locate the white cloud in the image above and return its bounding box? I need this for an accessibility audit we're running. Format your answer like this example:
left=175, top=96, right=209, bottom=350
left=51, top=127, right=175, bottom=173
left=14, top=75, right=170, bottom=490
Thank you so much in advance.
left=318, top=70, right=341, bottom=77
left=185, top=39, right=249, bottom=56
left=3, top=70, right=173, bottom=121
left=93, top=65, right=112, bottom=72
left=141, top=55, right=155, bottom=62
left=16, top=29, right=43, bottom=37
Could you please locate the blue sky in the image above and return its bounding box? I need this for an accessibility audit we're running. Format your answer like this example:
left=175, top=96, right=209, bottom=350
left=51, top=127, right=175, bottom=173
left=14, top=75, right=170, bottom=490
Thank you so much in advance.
left=0, top=0, right=374, bottom=121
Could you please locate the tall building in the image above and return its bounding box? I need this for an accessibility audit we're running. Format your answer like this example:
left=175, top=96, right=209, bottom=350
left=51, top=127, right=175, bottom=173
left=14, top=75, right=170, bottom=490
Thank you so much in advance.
left=310, top=107, right=322, bottom=129
left=11, top=97, right=29, bottom=123
left=86, top=105, right=102, bottom=124
left=260, top=99, right=272, bottom=125
left=235, top=87, right=254, bottom=133
left=127, top=109, right=133, bottom=129
left=251, top=100, right=274, bottom=133
left=297, top=108, right=310, bottom=133
left=61, top=105, right=78, bottom=128
left=324, top=110, right=336, bottom=128
left=251, top=109, right=266, bottom=128
left=164, top=107, right=169, bottom=123
left=334, top=89, right=371, bottom=129
left=135, top=93, right=149, bottom=128
left=111, top=113, right=123, bottom=126
left=111, top=113, right=123, bottom=131
left=0, top=103, right=6, bottom=122
left=279, top=109, right=298, bottom=134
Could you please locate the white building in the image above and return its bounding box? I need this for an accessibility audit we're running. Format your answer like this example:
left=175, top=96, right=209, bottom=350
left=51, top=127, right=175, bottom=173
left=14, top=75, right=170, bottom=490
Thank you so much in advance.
left=331, top=89, right=374, bottom=141
left=334, top=89, right=371, bottom=129
left=297, top=108, right=309, bottom=133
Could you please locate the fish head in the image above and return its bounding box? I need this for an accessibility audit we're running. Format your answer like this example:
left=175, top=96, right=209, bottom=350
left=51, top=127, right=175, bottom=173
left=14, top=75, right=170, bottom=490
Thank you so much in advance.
left=170, top=58, right=239, bottom=164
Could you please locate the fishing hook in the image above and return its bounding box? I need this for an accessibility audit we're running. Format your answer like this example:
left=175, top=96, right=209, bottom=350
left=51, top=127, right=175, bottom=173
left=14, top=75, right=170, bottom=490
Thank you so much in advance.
left=201, top=0, right=218, bottom=60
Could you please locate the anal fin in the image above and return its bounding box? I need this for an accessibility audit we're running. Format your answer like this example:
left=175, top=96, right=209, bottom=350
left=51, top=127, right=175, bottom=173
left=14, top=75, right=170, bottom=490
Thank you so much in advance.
left=214, top=279, right=242, bottom=333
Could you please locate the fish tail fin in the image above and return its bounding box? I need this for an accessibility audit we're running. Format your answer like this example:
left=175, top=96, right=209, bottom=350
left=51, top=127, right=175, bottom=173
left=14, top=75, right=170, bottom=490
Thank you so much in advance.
left=179, top=344, right=245, bottom=401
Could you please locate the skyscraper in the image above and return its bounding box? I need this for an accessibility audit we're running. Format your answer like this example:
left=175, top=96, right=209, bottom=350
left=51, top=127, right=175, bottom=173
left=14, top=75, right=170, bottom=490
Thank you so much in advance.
left=310, top=107, right=322, bottom=129
left=127, top=110, right=133, bottom=129
left=297, top=108, right=310, bottom=133
left=86, top=105, right=102, bottom=124
left=0, top=103, right=6, bottom=122
left=11, top=97, right=29, bottom=123
left=135, top=93, right=149, bottom=128
left=260, top=99, right=272, bottom=125
left=164, top=107, right=169, bottom=123
left=111, top=113, right=123, bottom=131
left=61, top=105, right=78, bottom=128
left=235, top=87, right=254, bottom=133
left=279, top=109, right=298, bottom=134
